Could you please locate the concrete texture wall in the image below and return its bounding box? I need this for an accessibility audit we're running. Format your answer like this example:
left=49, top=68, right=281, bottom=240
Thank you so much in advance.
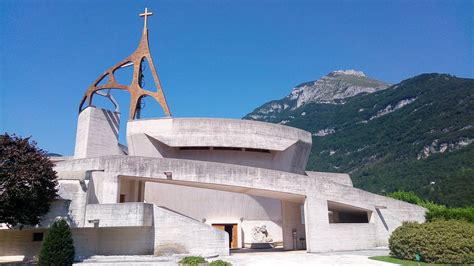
left=306, top=171, right=353, bottom=187
left=126, top=118, right=312, bottom=174
left=0, top=229, right=46, bottom=260
left=84, top=203, right=153, bottom=228
left=39, top=179, right=88, bottom=228
left=96, top=227, right=154, bottom=255
left=88, top=172, right=119, bottom=204
left=54, top=155, right=426, bottom=253
left=153, top=206, right=229, bottom=256
left=0, top=227, right=155, bottom=260
left=74, top=106, right=122, bottom=159
left=145, top=182, right=283, bottom=248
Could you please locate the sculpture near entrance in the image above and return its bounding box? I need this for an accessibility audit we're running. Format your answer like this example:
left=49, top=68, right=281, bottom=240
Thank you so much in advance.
left=79, top=8, right=171, bottom=120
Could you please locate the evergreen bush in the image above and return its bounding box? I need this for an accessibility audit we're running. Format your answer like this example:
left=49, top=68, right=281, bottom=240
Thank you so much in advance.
left=179, top=256, right=207, bottom=265
left=38, top=219, right=75, bottom=266
left=209, top=260, right=232, bottom=266
left=389, top=220, right=474, bottom=264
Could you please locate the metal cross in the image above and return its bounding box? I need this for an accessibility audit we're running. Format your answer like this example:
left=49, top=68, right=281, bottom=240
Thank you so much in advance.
left=139, top=8, right=153, bottom=29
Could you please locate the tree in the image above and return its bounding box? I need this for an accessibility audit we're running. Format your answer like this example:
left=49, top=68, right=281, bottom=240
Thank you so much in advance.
left=38, top=219, right=75, bottom=265
left=0, top=133, right=58, bottom=228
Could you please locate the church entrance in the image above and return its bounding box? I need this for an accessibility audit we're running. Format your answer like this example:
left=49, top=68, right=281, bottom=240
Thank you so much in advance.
left=212, top=224, right=238, bottom=249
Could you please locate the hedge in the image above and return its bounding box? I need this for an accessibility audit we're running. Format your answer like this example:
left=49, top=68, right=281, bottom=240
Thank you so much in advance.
left=389, top=220, right=474, bottom=264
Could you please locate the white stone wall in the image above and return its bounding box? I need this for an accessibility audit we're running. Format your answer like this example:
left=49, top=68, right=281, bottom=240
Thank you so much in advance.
left=153, top=206, right=229, bottom=256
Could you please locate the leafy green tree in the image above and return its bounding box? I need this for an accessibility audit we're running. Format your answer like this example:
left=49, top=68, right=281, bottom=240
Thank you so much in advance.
left=386, top=191, right=422, bottom=205
left=39, top=219, right=75, bottom=265
left=0, top=133, right=58, bottom=228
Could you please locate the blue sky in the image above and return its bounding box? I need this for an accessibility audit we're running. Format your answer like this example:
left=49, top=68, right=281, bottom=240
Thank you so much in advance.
left=1, top=0, right=472, bottom=155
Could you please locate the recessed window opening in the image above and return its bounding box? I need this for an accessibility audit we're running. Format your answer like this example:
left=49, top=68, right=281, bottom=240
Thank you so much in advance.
left=244, top=148, right=271, bottom=153
left=213, top=147, right=243, bottom=151
left=179, top=147, right=211, bottom=151
left=328, top=201, right=371, bottom=223
left=33, top=232, right=44, bottom=241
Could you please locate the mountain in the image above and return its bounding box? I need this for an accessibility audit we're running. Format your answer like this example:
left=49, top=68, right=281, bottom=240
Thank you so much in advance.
left=246, top=70, right=390, bottom=123
left=245, top=72, right=474, bottom=207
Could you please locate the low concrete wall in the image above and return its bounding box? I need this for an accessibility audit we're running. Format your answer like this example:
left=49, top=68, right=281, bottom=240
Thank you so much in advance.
left=84, top=203, right=153, bottom=228
left=96, top=227, right=154, bottom=256
left=0, top=227, right=154, bottom=261
left=153, top=206, right=229, bottom=256
left=0, top=229, right=45, bottom=260
left=322, top=224, right=377, bottom=251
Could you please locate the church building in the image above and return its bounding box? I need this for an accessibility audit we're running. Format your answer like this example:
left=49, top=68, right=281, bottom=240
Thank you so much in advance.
left=0, top=9, right=425, bottom=261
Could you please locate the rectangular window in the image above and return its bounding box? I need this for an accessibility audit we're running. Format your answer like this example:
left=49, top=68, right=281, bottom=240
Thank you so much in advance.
left=327, top=201, right=371, bottom=223
left=179, top=147, right=211, bottom=150
left=244, top=148, right=271, bottom=153
left=213, top=147, right=242, bottom=151
left=33, top=232, right=43, bottom=241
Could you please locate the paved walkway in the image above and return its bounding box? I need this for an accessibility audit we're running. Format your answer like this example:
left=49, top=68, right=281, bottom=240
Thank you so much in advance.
left=74, top=248, right=393, bottom=266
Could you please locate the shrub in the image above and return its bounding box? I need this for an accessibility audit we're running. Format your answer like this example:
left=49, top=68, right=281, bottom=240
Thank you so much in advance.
left=179, top=256, right=207, bottom=265
left=38, top=219, right=75, bottom=266
left=389, top=220, right=474, bottom=264
left=424, top=205, right=474, bottom=223
left=209, top=260, right=232, bottom=266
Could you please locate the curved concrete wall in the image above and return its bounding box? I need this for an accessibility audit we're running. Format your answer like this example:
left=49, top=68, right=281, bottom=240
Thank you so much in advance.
left=126, top=118, right=312, bottom=174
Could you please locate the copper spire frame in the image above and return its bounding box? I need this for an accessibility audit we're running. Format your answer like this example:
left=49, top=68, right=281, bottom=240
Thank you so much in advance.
left=79, top=8, right=171, bottom=120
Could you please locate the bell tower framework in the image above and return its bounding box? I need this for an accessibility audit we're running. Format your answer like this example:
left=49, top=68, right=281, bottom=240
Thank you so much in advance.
left=79, top=8, right=171, bottom=120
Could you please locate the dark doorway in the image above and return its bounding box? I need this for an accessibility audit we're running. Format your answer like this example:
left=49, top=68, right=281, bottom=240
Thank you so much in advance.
left=212, top=223, right=238, bottom=249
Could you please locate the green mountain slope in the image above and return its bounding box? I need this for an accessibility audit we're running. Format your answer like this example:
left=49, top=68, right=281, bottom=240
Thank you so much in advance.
left=245, top=73, right=474, bottom=207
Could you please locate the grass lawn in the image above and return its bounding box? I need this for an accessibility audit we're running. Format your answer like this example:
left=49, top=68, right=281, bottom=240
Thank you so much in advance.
left=369, top=256, right=450, bottom=266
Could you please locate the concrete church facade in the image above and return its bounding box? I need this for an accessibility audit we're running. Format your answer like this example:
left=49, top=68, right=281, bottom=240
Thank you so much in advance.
left=0, top=9, right=425, bottom=261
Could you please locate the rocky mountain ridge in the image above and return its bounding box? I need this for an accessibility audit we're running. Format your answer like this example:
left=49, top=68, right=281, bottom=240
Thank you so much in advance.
left=246, top=70, right=390, bottom=122
left=244, top=73, right=474, bottom=207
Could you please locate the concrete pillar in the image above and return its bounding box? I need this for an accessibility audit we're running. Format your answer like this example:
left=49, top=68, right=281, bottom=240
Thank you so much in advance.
left=304, top=196, right=330, bottom=253
left=74, top=106, right=122, bottom=158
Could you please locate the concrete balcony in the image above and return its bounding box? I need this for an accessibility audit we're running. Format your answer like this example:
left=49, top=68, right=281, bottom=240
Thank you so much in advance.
left=84, top=202, right=153, bottom=228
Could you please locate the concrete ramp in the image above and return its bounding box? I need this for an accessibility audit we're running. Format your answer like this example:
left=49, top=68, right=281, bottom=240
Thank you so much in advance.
left=152, top=206, right=229, bottom=256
